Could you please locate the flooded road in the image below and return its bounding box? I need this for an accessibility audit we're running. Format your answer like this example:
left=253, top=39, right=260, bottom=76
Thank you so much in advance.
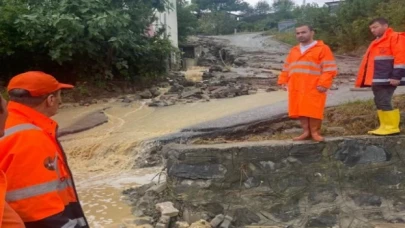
left=52, top=33, right=294, bottom=227
left=55, top=90, right=288, bottom=173
left=53, top=89, right=288, bottom=227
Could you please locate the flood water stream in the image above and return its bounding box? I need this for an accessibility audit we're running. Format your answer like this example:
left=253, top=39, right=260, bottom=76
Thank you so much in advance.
left=53, top=89, right=288, bottom=227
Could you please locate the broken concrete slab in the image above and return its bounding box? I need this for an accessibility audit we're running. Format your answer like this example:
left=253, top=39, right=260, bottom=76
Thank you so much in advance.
left=58, top=109, right=109, bottom=137
left=146, top=182, right=167, bottom=194
left=210, top=214, right=224, bottom=228
left=181, top=88, right=202, bottom=99
left=219, top=216, right=232, bottom=228
left=156, top=202, right=179, bottom=217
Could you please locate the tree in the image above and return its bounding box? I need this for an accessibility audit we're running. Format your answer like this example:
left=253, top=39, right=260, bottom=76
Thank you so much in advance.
left=334, top=0, right=386, bottom=50
left=293, top=4, right=338, bottom=48
left=198, top=11, right=236, bottom=35
left=376, top=0, right=405, bottom=31
left=254, top=0, right=271, bottom=15
left=272, top=0, right=295, bottom=20
left=239, top=2, right=254, bottom=15
left=272, top=0, right=295, bottom=12
left=192, top=0, right=247, bottom=12
left=0, top=0, right=174, bottom=83
left=177, top=0, right=198, bottom=44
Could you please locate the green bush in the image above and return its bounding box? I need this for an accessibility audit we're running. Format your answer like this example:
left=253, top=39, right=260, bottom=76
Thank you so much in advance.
left=0, top=0, right=175, bottom=83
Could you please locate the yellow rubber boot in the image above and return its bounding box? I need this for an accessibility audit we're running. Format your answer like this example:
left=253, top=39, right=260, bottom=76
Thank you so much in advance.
left=370, top=109, right=400, bottom=136
left=367, top=110, right=384, bottom=135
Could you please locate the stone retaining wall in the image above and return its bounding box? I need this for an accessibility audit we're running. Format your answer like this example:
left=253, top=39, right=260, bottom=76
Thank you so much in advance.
left=164, top=136, right=405, bottom=227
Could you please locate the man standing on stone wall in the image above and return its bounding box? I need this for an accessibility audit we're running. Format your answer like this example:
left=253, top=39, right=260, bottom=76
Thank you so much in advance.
left=355, top=17, right=405, bottom=136
left=278, top=24, right=338, bottom=142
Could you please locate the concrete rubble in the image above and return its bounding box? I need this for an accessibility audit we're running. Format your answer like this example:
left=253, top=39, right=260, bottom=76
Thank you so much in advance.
left=219, top=216, right=233, bottom=228
left=210, top=214, right=225, bottom=227
left=156, top=202, right=180, bottom=217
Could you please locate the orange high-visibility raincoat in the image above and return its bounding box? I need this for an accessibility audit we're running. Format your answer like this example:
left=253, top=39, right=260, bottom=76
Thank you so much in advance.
left=0, top=170, right=25, bottom=228
left=0, top=102, right=89, bottom=228
left=278, top=40, right=338, bottom=120
left=355, top=28, right=405, bottom=87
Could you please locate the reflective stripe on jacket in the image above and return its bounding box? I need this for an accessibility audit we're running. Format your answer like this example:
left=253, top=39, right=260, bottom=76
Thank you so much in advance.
left=355, top=28, right=405, bottom=87
left=278, top=40, right=338, bottom=119
left=0, top=102, right=89, bottom=228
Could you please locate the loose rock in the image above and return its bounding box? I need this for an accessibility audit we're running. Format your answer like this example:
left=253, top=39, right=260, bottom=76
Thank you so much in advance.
left=210, top=214, right=224, bottom=228
left=219, top=216, right=233, bottom=228
left=150, top=87, right=161, bottom=97
left=175, top=221, right=190, bottom=228
left=232, top=208, right=260, bottom=227
left=156, top=202, right=179, bottom=217
left=306, top=210, right=338, bottom=227
left=209, top=65, right=223, bottom=72
left=335, top=140, right=388, bottom=167
left=189, top=220, right=211, bottom=228
left=234, top=57, right=248, bottom=66
left=351, top=193, right=382, bottom=207
left=139, top=90, right=153, bottom=99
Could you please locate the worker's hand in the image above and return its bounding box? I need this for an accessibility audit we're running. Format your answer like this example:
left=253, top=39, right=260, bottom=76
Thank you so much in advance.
left=316, top=86, right=328, bottom=93
left=280, top=84, right=287, bottom=91
left=389, top=79, right=401, bottom=86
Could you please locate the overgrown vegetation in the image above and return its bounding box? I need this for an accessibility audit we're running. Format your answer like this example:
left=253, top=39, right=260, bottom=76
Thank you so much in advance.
left=272, top=32, right=296, bottom=46
left=0, top=0, right=175, bottom=84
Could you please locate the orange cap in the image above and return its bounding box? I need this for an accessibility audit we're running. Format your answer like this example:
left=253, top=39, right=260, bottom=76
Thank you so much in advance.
left=7, top=71, right=74, bottom=96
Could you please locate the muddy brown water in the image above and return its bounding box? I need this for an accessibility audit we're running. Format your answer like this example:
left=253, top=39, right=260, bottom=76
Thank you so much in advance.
left=53, top=90, right=288, bottom=227
left=73, top=167, right=163, bottom=227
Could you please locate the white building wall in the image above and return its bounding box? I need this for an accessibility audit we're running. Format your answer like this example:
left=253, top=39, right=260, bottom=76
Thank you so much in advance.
left=153, top=0, right=179, bottom=48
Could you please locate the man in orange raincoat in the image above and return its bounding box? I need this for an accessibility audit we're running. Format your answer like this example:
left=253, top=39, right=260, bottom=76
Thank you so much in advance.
left=355, top=18, right=405, bottom=135
left=278, top=24, right=338, bottom=142
left=0, top=95, right=26, bottom=228
left=0, top=71, right=89, bottom=227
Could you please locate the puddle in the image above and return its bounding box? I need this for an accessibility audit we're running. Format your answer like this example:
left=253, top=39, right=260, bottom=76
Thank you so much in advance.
left=74, top=167, right=164, bottom=227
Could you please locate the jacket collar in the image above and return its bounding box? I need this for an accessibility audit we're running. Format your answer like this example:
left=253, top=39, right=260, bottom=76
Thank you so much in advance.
left=373, top=28, right=394, bottom=44
left=293, top=40, right=324, bottom=53
left=7, top=101, right=58, bottom=138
